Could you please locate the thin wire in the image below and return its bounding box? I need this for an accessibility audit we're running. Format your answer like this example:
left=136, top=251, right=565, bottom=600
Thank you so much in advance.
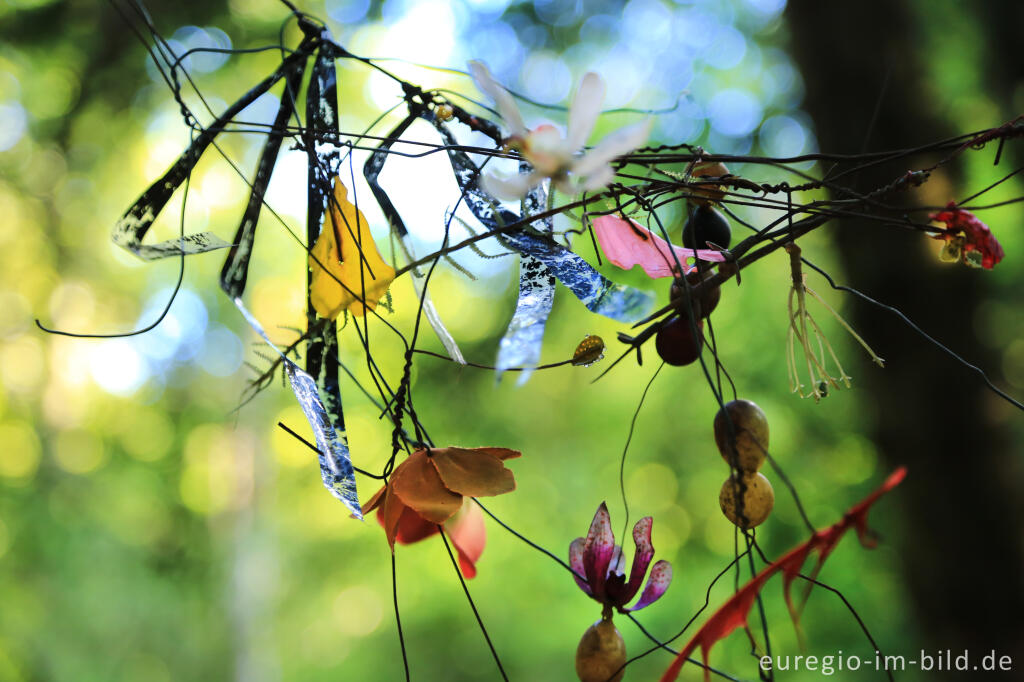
left=390, top=552, right=411, bottom=682
left=438, top=531, right=509, bottom=681
left=617, top=363, right=664, bottom=549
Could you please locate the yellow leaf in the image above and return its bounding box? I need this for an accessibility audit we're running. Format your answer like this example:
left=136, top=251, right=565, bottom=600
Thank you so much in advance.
left=309, top=178, right=396, bottom=318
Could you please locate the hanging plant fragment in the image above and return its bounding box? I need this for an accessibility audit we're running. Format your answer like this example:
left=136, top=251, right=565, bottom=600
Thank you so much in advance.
left=309, top=178, right=396, bottom=318
left=660, top=467, right=907, bottom=682
left=495, top=173, right=557, bottom=384
left=362, top=446, right=521, bottom=577
left=785, top=242, right=884, bottom=401
left=571, top=502, right=672, bottom=682
left=929, top=201, right=1004, bottom=269
left=592, top=214, right=725, bottom=278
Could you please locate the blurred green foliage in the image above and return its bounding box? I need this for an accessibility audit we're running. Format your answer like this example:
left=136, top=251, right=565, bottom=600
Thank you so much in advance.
left=1, top=0, right=1019, bottom=681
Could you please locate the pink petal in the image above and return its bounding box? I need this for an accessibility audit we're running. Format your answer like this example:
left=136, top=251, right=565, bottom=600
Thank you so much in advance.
left=569, top=537, right=592, bottom=595
left=630, top=559, right=672, bottom=611
left=567, top=72, right=606, bottom=150
left=623, top=517, right=655, bottom=604
left=592, top=214, right=726, bottom=278
left=583, top=502, right=616, bottom=600
left=445, top=499, right=487, bottom=579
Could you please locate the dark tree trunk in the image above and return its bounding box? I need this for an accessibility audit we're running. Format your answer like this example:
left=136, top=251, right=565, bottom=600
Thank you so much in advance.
left=787, top=0, right=1023, bottom=668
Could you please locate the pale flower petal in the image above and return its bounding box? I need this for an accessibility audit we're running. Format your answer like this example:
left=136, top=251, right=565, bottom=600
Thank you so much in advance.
left=481, top=169, right=538, bottom=199
left=573, top=119, right=653, bottom=177
left=523, top=124, right=573, bottom=176
left=578, top=164, right=616, bottom=192
left=552, top=175, right=577, bottom=197
left=567, top=72, right=606, bottom=151
left=469, top=60, right=527, bottom=137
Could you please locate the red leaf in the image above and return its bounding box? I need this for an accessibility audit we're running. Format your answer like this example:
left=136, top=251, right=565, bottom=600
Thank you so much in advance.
left=659, top=467, right=907, bottom=682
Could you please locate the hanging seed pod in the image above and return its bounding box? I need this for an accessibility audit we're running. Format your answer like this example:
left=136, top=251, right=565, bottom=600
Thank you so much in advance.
left=682, top=204, right=731, bottom=250
left=719, top=471, right=774, bottom=528
left=713, top=399, right=769, bottom=472
left=576, top=618, right=626, bottom=682
left=655, top=317, right=703, bottom=366
left=572, top=335, right=606, bottom=367
left=435, top=103, right=455, bottom=121
left=689, top=161, right=730, bottom=206
left=670, top=270, right=721, bottom=320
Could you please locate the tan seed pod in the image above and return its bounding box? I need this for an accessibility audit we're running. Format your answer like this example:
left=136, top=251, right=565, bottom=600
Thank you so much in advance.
left=719, top=471, right=774, bottom=529
left=713, top=399, right=769, bottom=472
left=575, top=618, right=626, bottom=682
left=436, top=103, right=455, bottom=122
left=689, top=161, right=730, bottom=206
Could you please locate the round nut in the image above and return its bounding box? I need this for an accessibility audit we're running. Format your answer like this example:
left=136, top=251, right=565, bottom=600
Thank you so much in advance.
left=719, top=471, right=774, bottom=529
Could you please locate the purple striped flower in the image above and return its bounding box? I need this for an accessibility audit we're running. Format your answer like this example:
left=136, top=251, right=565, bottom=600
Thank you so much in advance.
left=569, top=502, right=672, bottom=612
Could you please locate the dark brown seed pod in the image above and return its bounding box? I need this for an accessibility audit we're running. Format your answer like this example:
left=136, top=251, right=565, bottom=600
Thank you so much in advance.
left=713, top=399, right=769, bottom=472
left=655, top=317, right=703, bottom=366
left=682, top=204, right=731, bottom=250
left=670, top=270, right=721, bottom=320
left=575, top=618, right=626, bottom=682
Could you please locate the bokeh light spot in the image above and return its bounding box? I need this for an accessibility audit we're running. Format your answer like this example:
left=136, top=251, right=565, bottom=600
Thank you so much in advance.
left=89, top=339, right=147, bottom=396
left=707, top=88, right=763, bottom=136
left=0, top=102, right=27, bottom=151
left=627, top=462, right=679, bottom=515
left=334, top=585, right=384, bottom=636
left=54, top=429, right=107, bottom=475
left=120, top=406, right=174, bottom=462
left=0, top=421, right=41, bottom=480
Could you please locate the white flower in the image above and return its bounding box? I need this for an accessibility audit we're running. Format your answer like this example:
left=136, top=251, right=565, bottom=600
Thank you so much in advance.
left=469, top=60, right=652, bottom=199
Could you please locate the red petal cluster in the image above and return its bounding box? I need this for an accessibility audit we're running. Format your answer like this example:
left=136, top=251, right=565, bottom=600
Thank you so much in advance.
left=930, top=202, right=1004, bottom=269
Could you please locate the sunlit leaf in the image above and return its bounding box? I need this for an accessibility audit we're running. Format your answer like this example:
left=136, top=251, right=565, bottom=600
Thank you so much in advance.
left=309, top=178, right=396, bottom=318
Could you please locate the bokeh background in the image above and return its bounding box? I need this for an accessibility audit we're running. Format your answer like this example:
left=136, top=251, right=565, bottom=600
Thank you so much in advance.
left=1, top=0, right=1022, bottom=680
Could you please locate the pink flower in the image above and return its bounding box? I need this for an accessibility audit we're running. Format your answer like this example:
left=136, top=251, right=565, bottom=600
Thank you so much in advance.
left=469, top=61, right=651, bottom=198
left=569, top=502, right=672, bottom=612
left=929, top=201, right=1004, bottom=269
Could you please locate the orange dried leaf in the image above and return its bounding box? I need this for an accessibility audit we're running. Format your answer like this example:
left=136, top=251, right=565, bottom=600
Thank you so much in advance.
left=472, top=447, right=522, bottom=462
left=391, top=450, right=463, bottom=524
left=361, top=485, right=386, bottom=516
left=430, top=447, right=518, bottom=497
left=309, top=178, right=396, bottom=318
left=379, top=487, right=407, bottom=549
